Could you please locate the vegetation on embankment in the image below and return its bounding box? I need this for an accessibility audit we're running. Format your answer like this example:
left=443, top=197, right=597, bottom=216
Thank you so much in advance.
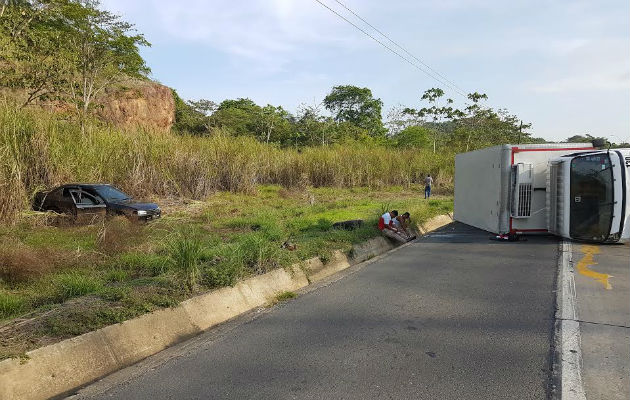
left=0, top=186, right=452, bottom=359
left=0, top=104, right=454, bottom=225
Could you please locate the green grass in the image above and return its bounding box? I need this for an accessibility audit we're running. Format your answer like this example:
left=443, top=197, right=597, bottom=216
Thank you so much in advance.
left=113, top=253, right=170, bottom=277
left=0, top=291, right=24, bottom=319
left=20, top=227, right=98, bottom=251
left=168, top=236, right=203, bottom=291
left=0, top=104, right=455, bottom=226
left=267, top=290, right=298, bottom=307
left=104, top=268, right=129, bottom=283
left=0, top=185, right=452, bottom=359
left=274, top=291, right=297, bottom=302
left=53, top=272, right=103, bottom=302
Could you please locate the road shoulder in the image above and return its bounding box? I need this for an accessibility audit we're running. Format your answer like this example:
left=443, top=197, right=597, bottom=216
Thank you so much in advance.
left=573, top=243, right=630, bottom=400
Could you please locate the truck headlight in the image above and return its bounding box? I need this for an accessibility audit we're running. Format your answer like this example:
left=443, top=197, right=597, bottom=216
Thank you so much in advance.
left=136, top=210, right=148, bottom=216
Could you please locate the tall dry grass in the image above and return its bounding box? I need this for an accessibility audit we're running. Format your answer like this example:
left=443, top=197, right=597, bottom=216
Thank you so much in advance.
left=0, top=102, right=454, bottom=224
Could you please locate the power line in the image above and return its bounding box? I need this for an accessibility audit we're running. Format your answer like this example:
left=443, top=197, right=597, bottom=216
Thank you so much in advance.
left=332, top=0, right=467, bottom=97
left=312, top=0, right=467, bottom=99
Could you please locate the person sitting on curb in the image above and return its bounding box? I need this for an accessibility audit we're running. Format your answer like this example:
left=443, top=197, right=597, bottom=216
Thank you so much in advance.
left=378, top=210, right=411, bottom=243
left=393, top=212, right=416, bottom=241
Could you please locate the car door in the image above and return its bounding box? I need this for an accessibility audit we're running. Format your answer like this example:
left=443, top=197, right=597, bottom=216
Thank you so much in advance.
left=67, top=189, right=106, bottom=217
left=54, top=188, right=78, bottom=214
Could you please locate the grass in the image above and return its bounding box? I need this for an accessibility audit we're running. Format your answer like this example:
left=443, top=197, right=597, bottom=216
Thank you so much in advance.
left=275, top=291, right=297, bottom=301
left=104, top=268, right=129, bottom=283
left=112, top=253, right=170, bottom=276
left=168, top=236, right=203, bottom=291
left=267, top=291, right=298, bottom=307
left=0, top=185, right=453, bottom=359
left=0, top=103, right=455, bottom=225
left=53, top=272, right=103, bottom=302
left=0, top=100, right=457, bottom=359
left=0, top=291, right=24, bottom=319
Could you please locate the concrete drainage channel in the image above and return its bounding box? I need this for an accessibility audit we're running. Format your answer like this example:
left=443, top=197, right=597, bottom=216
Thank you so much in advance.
left=0, top=214, right=454, bottom=400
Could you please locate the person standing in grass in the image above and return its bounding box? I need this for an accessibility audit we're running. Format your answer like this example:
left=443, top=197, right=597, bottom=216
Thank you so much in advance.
left=378, top=210, right=409, bottom=243
left=424, top=174, right=434, bottom=199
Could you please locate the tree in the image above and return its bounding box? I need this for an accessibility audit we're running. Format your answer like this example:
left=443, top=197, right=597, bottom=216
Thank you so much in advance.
left=323, top=85, right=385, bottom=137
left=188, top=99, right=217, bottom=116
left=259, top=104, right=293, bottom=144
left=209, top=98, right=294, bottom=143
left=566, top=134, right=601, bottom=143
left=172, top=90, right=209, bottom=134
left=419, top=88, right=456, bottom=153
left=294, top=103, right=335, bottom=146
left=394, top=125, right=430, bottom=148
left=401, top=87, right=460, bottom=153
left=460, top=92, right=488, bottom=152
left=210, top=98, right=260, bottom=136
left=64, top=0, right=150, bottom=132
left=0, top=0, right=76, bottom=107
left=0, top=1, right=150, bottom=130
left=385, top=104, right=423, bottom=136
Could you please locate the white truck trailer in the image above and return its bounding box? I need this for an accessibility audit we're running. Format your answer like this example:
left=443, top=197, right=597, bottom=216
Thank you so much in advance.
left=454, top=143, right=630, bottom=243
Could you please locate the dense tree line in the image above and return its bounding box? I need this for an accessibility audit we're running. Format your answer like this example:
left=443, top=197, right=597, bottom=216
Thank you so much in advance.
left=175, top=85, right=545, bottom=152
left=4, top=1, right=618, bottom=152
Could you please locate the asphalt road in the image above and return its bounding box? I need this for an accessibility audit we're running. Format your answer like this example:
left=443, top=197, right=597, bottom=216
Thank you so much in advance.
left=72, top=223, right=558, bottom=400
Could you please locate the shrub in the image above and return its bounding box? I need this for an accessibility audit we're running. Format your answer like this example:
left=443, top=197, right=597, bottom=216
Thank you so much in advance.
left=0, top=291, right=24, bottom=319
left=0, top=243, right=64, bottom=282
left=168, top=236, right=203, bottom=291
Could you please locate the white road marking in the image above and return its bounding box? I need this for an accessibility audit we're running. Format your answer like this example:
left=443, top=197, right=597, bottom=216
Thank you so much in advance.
left=556, top=241, right=587, bottom=400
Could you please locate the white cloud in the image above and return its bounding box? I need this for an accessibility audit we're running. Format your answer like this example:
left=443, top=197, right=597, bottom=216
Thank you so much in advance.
left=530, top=72, right=629, bottom=94
left=527, top=38, right=629, bottom=93
left=102, top=0, right=363, bottom=73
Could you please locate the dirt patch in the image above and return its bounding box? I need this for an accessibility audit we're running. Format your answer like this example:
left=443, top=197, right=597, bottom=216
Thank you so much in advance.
left=157, top=198, right=208, bottom=216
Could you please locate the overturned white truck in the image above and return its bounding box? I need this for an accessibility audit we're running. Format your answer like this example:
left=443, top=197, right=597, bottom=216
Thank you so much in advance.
left=454, top=143, right=630, bottom=243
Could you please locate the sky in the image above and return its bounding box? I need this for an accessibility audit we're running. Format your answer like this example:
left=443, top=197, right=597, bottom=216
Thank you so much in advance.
left=100, top=0, right=629, bottom=143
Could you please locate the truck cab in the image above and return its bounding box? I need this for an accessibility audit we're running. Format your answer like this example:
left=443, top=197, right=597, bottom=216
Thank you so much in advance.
left=548, top=149, right=630, bottom=242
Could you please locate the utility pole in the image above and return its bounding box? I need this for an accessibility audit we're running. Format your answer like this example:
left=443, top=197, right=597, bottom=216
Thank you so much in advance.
left=518, top=120, right=523, bottom=144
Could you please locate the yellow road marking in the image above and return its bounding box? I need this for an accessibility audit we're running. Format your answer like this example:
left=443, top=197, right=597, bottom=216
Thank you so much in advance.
left=576, top=244, right=613, bottom=290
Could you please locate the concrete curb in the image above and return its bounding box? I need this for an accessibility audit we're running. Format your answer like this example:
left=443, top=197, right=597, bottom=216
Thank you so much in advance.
left=0, top=214, right=453, bottom=400
left=552, top=240, right=586, bottom=400
left=417, top=213, right=454, bottom=235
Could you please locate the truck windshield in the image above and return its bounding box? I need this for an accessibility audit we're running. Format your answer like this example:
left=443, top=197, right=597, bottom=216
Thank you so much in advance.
left=570, top=154, right=614, bottom=241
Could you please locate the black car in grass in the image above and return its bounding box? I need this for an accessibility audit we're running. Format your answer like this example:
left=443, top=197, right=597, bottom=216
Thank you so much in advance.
left=34, top=184, right=161, bottom=221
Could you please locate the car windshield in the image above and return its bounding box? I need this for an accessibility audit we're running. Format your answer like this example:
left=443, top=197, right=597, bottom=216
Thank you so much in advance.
left=93, top=185, right=130, bottom=202
left=570, top=153, right=614, bottom=241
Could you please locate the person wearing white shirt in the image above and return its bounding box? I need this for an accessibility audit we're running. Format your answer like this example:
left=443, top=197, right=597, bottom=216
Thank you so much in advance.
left=378, top=210, right=410, bottom=243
